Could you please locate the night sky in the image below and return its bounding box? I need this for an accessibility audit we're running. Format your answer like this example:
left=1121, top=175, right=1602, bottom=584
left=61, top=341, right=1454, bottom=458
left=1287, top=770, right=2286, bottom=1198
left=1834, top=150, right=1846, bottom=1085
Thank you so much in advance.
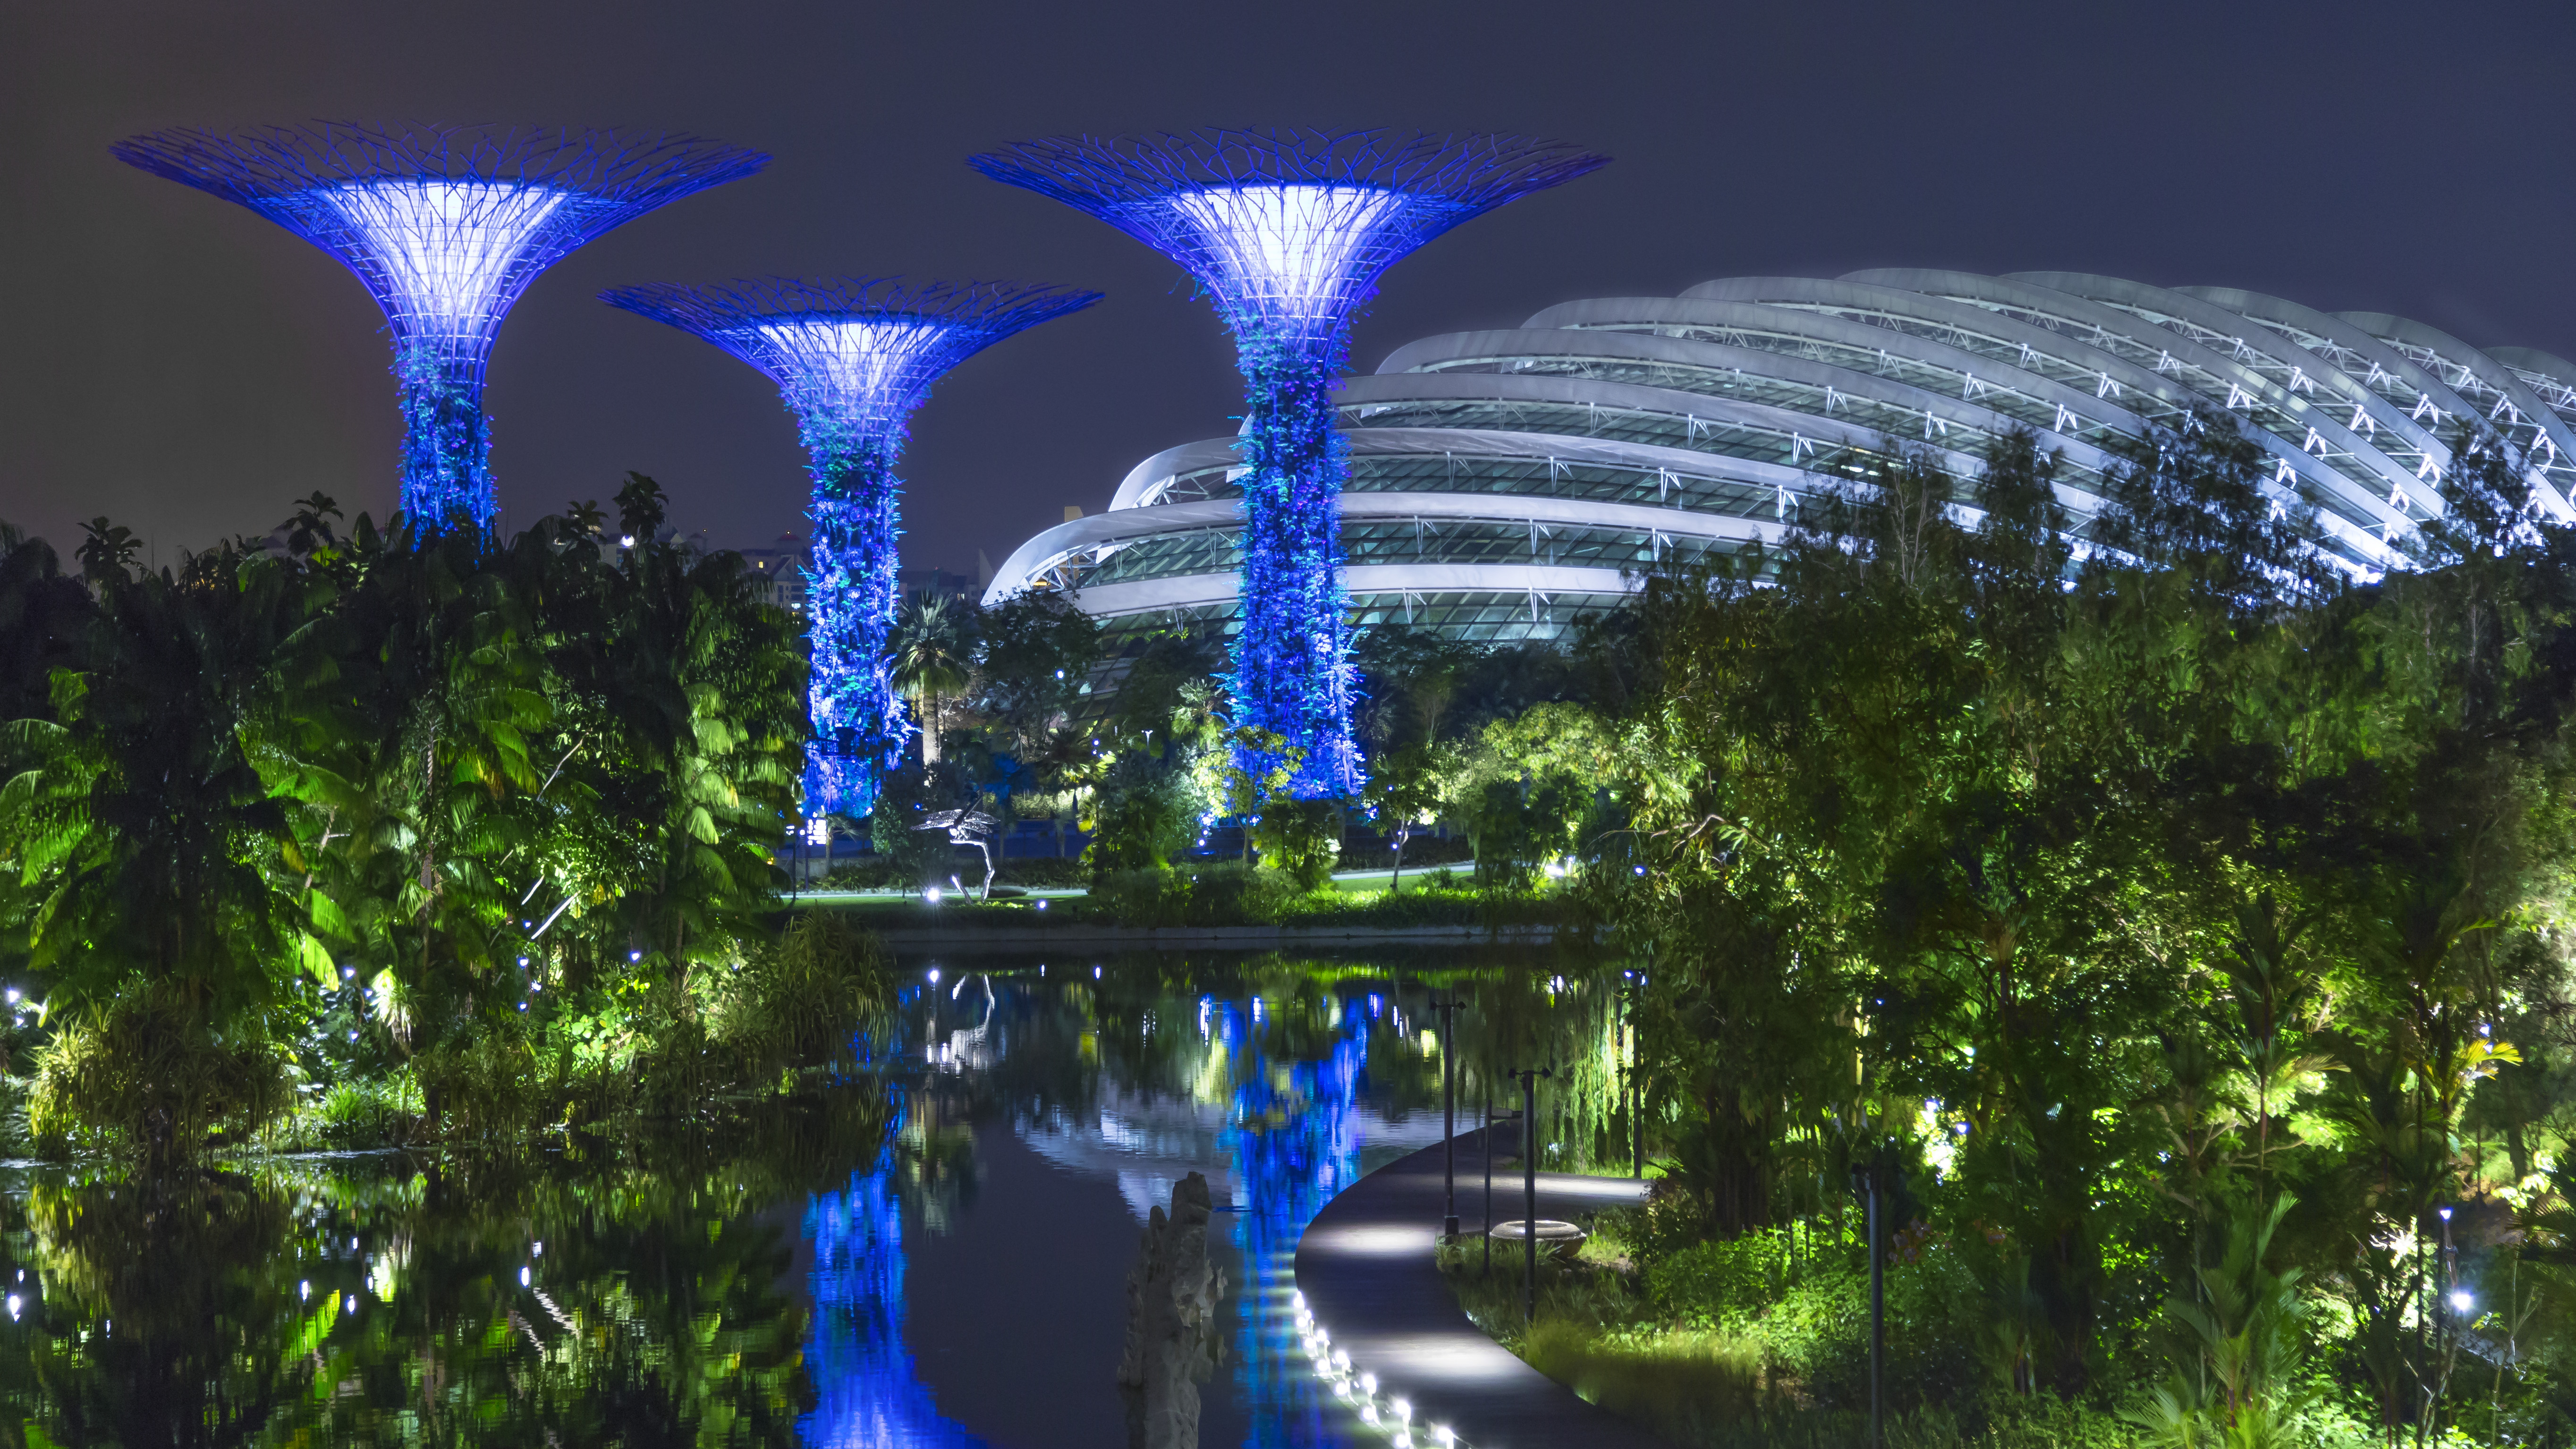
left=6, top=1, right=2572, bottom=578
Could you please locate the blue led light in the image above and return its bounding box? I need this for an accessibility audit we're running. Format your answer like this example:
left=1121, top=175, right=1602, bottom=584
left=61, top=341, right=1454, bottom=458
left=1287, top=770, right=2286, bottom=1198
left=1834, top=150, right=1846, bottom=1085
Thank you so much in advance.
left=602, top=277, right=1100, bottom=819
left=974, top=130, right=1607, bottom=797
left=113, top=124, right=767, bottom=531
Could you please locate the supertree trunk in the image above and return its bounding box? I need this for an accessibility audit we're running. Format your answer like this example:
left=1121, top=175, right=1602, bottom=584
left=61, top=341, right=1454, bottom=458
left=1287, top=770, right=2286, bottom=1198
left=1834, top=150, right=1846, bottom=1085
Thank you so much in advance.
left=1231, top=338, right=1359, bottom=796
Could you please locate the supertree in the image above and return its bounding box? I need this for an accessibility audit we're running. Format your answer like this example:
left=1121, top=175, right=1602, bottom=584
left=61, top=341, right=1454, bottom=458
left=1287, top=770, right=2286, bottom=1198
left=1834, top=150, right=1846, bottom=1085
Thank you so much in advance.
left=601, top=276, right=1100, bottom=819
left=971, top=129, right=1607, bottom=797
left=112, top=122, right=767, bottom=531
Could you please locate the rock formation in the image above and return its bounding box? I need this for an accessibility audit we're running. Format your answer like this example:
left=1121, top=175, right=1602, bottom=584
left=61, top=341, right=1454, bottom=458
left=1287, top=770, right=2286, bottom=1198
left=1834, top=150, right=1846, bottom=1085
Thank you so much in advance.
left=1119, top=1170, right=1230, bottom=1449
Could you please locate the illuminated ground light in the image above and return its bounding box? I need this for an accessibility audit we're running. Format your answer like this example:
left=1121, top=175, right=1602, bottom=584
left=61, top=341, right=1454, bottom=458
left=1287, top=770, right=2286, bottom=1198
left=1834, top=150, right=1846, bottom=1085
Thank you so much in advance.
left=974, top=129, right=1607, bottom=798
left=602, top=277, right=1098, bottom=817
left=1290, top=1288, right=1464, bottom=1449
left=114, top=122, right=766, bottom=531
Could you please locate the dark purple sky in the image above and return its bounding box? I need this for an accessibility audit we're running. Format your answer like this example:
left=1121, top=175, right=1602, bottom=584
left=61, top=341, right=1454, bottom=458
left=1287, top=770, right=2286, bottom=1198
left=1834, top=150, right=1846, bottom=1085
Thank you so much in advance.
left=5, top=1, right=2572, bottom=576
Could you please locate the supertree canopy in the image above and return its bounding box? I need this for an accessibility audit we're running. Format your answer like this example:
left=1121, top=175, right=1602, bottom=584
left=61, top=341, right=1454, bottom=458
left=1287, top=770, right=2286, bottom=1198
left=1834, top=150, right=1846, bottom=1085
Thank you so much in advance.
left=601, top=276, right=1100, bottom=819
left=971, top=129, right=1608, bottom=797
left=112, top=122, right=768, bottom=531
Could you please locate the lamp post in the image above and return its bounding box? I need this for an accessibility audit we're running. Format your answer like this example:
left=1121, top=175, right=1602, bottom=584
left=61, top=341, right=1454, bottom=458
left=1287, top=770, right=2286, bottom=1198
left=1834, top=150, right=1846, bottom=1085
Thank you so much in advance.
left=1430, top=993, right=1467, bottom=1239
left=1852, top=1148, right=1894, bottom=1449
left=1623, top=970, right=1647, bottom=1179
left=1510, top=1065, right=1553, bottom=1322
left=1481, top=1081, right=1495, bottom=1272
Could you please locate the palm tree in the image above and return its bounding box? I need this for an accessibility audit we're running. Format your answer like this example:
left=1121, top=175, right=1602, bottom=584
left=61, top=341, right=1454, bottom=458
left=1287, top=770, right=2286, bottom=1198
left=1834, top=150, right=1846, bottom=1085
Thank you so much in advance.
left=888, top=592, right=976, bottom=765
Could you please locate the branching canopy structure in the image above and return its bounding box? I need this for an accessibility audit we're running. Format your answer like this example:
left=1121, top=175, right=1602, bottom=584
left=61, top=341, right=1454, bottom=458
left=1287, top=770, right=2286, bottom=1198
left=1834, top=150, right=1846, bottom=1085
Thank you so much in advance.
left=972, top=129, right=1606, bottom=797
left=602, top=276, right=1101, bottom=819
left=114, top=122, right=768, bottom=531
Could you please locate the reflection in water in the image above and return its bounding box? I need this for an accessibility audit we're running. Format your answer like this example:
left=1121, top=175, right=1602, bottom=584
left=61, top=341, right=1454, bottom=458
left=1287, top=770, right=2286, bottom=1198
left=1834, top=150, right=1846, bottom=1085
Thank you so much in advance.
left=804, top=1164, right=985, bottom=1448
left=1230, top=1002, right=1372, bottom=1449
left=0, top=950, right=1622, bottom=1447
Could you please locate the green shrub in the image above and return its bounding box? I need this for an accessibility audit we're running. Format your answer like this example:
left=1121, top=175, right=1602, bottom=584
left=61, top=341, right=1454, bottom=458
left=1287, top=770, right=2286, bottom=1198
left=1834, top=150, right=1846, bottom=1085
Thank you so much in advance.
left=1248, top=797, right=1342, bottom=890
left=818, top=859, right=912, bottom=890
left=996, top=856, right=1087, bottom=888
left=1089, top=867, right=1192, bottom=926
left=1645, top=1228, right=1799, bottom=1328
left=1178, top=862, right=1302, bottom=923
left=307, top=1073, right=424, bottom=1148
left=415, top=1023, right=548, bottom=1139
left=1522, top=1320, right=1767, bottom=1443
left=27, top=982, right=295, bottom=1160
left=720, top=911, right=890, bottom=1077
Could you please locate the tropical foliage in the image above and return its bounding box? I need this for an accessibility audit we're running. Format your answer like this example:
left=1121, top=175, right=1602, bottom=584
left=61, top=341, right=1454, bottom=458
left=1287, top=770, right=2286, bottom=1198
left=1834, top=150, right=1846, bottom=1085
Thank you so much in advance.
left=0, top=482, right=885, bottom=1159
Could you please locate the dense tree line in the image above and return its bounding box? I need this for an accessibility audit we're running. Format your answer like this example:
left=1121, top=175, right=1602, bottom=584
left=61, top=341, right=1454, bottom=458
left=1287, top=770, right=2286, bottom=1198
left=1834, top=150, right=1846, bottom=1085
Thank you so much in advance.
left=1569, top=415, right=2576, bottom=1444
left=0, top=478, right=885, bottom=1161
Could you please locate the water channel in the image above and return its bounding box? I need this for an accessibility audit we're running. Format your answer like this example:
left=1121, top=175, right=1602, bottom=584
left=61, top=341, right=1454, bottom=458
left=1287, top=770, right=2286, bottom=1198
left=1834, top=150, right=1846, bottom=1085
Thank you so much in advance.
left=0, top=946, right=1633, bottom=1446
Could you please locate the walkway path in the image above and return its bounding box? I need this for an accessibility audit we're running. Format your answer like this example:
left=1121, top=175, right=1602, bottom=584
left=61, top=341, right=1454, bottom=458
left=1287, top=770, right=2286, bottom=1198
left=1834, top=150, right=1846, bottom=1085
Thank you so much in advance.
left=1291, top=1128, right=1675, bottom=1449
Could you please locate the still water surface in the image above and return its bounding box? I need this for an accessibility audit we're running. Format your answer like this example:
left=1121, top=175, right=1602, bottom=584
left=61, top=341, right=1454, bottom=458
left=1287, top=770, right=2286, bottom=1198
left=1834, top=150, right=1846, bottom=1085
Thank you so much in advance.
left=0, top=949, right=1624, bottom=1446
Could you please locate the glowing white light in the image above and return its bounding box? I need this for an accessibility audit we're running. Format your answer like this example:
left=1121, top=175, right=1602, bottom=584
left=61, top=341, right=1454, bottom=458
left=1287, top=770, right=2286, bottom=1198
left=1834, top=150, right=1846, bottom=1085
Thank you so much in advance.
left=806, top=817, right=831, bottom=846
left=1035, top=900, right=1048, bottom=910
left=299, top=1280, right=310, bottom=1300
left=1094, top=966, right=1102, bottom=979
left=519, top=1266, right=531, bottom=1287
left=928, top=968, right=941, bottom=984
left=1359, top=1370, right=1378, bottom=1395
left=5, top=1296, right=16, bottom=1320
left=324, top=181, right=565, bottom=336
left=3, top=989, right=16, bottom=1003
left=2453, top=1289, right=2475, bottom=1313
left=1392, top=1397, right=1411, bottom=1423
left=339, top=966, right=355, bottom=980
left=751, top=317, right=955, bottom=406
left=1167, top=184, right=1405, bottom=322
left=629, top=950, right=643, bottom=962
left=924, top=886, right=943, bottom=904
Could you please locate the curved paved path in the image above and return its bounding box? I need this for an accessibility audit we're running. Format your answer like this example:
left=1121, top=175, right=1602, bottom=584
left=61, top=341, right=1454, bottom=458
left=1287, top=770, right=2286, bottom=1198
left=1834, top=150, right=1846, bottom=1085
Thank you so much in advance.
left=1291, top=1128, right=1676, bottom=1449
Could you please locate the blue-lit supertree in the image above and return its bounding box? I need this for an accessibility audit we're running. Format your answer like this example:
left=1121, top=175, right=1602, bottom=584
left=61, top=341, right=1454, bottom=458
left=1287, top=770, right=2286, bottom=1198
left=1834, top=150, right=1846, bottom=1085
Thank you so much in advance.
left=112, top=122, right=767, bottom=531
left=972, top=129, right=1607, bottom=797
left=601, top=277, right=1099, bottom=818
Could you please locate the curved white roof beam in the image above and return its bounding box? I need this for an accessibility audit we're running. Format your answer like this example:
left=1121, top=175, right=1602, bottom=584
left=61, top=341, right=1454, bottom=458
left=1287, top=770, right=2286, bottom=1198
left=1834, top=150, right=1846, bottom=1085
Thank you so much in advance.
left=1674, top=277, right=2390, bottom=543
left=2179, top=285, right=2482, bottom=426
left=985, top=489, right=1791, bottom=610
left=1372, top=325, right=2138, bottom=481
left=2009, top=271, right=2448, bottom=500
left=1846, top=269, right=2432, bottom=524
left=1511, top=296, right=2164, bottom=459
left=1334, top=369, right=2010, bottom=491
left=2487, top=347, right=2576, bottom=424
left=2338, top=311, right=2576, bottom=520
